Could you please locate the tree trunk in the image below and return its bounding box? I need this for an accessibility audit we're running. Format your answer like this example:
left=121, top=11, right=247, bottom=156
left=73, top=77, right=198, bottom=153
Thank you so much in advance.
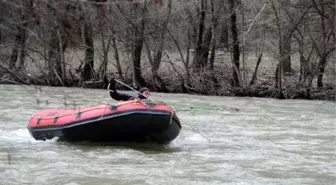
left=47, top=26, right=60, bottom=73
left=209, top=0, right=219, bottom=70
left=297, top=36, right=309, bottom=85
left=186, top=29, right=191, bottom=71
left=220, top=20, right=229, bottom=50
left=194, top=0, right=206, bottom=69
left=153, top=0, right=172, bottom=71
left=0, top=1, right=3, bottom=44
left=209, top=35, right=216, bottom=70
left=208, top=6, right=220, bottom=87
left=98, top=31, right=109, bottom=80
left=228, top=0, right=240, bottom=87
left=47, top=20, right=67, bottom=85
left=249, top=53, right=263, bottom=86
left=106, top=4, right=123, bottom=81
left=48, top=28, right=62, bottom=83
left=9, top=1, right=28, bottom=70
left=299, top=48, right=304, bottom=84
left=81, top=21, right=95, bottom=81
left=151, top=0, right=172, bottom=92
left=56, top=22, right=67, bottom=84
left=282, top=0, right=292, bottom=73
left=275, top=62, right=285, bottom=99
left=185, top=29, right=192, bottom=87
left=111, top=29, right=124, bottom=81
left=315, top=0, right=334, bottom=88
left=9, top=40, right=19, bottom=69
left=132, top=28, right=146, bottom=87
left=317, top=57, right=326, bottom=88
left=18, top=24, right=27, bottom=70
left=95, top=0, right=108, bottom=80
left=46, top=2, right=70, bottom=85
left=200, top=27, right=212, bottom=68
left=271, top=0, right=284, bottom=93
left=282, top=38, right=291, bottom=73
left=132, top=3, right=147, bottom=88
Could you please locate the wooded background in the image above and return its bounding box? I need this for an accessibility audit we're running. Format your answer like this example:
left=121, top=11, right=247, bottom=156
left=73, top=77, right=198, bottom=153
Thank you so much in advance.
left=0, top=0, right=335, bottom=99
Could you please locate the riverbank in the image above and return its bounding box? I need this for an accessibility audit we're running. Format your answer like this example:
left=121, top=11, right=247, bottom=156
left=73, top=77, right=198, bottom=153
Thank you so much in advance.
left=1, top=69, right=334, bottom=101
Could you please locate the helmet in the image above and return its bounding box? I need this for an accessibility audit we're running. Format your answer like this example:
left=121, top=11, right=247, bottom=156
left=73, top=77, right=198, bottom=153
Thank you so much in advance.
left=138, top=87, right=150, bottom=99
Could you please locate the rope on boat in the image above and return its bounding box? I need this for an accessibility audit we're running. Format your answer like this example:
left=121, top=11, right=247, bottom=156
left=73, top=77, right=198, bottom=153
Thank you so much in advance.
left=169, top=110, right=174, bottom=125
left=97, top=104, right=109, bottom=121
left=112, top=79, right=212, bottom=142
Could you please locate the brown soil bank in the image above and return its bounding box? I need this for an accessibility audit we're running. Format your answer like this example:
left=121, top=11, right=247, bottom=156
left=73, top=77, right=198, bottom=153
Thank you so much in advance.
left=0, top=70, right=334, bottom=102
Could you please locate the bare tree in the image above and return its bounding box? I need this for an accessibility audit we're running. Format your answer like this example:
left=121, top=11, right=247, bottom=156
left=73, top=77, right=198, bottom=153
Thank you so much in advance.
left=193, top=0, right=213, bottom=70
left=46, top=1, right=69, bottom=85
left=208, top=0, right=222, bottom=70
left=228, top=0, right=240, bottom=87
left=8, top=0, right=34, bottom=70
left=149, top=0, right=172, bottom=92
left=0, top=1, right=4, bottom=44
left=80, top=2, right=95, bottom=81
left=310, top=0, right=335, bottom=88
left=131, top=2, right=147, bottom=87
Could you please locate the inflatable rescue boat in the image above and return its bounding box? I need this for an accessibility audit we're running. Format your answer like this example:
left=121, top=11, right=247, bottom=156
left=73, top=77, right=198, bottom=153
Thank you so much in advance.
left=27, top=100, right=181, bottom=144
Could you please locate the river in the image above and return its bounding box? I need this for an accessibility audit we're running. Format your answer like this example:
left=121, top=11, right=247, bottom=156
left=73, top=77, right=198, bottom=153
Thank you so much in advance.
left=0, top=84, right=335, bottom=185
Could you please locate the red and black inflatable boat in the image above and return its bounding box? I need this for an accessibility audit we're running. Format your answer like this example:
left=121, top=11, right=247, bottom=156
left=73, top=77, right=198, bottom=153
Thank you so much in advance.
left=27, top=100, right=181, bottom=144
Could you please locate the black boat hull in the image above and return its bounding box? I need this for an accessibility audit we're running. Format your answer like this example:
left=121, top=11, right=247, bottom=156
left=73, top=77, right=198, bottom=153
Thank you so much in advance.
left=28, top=110, right=181, bottom=144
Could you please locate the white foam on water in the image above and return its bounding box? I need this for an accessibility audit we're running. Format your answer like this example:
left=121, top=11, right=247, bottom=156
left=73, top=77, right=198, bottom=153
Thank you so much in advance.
left=0, top=128, right=58, bottom=145
left=0, top=128, right=31, bottom=142
left=169, top=133, right=211, bottom=149
left=63, top=183, right=80, bottom=185
left=187, top=133, right=210, bottom=142
left=12, top=128, right=31, bottom=138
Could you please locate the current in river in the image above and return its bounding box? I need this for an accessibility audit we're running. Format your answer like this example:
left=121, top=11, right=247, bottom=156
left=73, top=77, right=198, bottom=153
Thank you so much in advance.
left=0, top=84, right=335, bottom=185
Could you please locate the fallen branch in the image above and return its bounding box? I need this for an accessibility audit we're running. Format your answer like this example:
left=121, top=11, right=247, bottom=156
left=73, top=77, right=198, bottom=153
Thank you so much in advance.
left=0, top=64, right=30, bottom=85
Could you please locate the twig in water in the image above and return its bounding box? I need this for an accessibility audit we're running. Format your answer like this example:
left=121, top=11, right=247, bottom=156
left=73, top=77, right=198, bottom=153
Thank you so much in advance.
left=73, top=101, right=77, bottom=110
left=64, top=95, right=68, bottom=106
left=7, top=153, right=11, bottom=165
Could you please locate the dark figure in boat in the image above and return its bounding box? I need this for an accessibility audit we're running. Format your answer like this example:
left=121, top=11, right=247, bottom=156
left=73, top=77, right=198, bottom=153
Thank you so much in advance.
left=108, top=78, right=150, bottom=101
